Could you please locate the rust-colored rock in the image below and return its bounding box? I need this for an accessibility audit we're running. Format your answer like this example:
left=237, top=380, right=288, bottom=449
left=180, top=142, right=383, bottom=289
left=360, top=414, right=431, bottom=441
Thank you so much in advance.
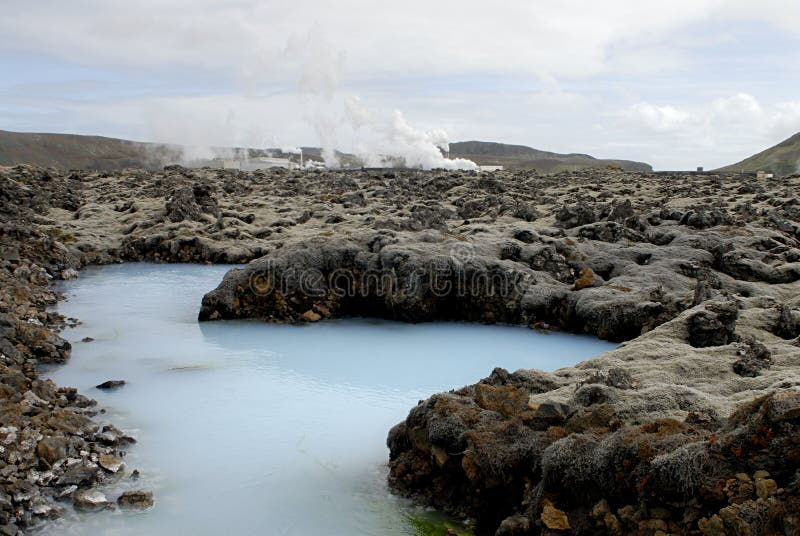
left=541, top=501, right=570, bottom=531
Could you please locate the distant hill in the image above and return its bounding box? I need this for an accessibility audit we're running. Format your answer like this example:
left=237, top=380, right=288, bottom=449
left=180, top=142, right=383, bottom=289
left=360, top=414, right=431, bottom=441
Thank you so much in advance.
left=0, top=130, right=349, bottom=170
left=449, top=141, right=652, bottom=172
left=0, top=130, right=185, bottom=170
left=718, top=132, right=800, bottom=176
left=0, top=130, right=653, bottom=172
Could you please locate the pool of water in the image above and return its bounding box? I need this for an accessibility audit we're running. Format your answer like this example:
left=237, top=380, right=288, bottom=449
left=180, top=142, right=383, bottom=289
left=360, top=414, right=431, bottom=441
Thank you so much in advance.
left=42, top=263, right=616, bottom=535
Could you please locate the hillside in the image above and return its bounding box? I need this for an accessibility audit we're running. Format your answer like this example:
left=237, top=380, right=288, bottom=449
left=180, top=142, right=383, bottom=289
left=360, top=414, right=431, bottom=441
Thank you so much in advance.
left=718, top=132, right=800, bottom=176
left=449, top=140, right=652, bottom=172
left=0, top=131, right=353, bottom=170
left=0, top=130, right=185, bottom=170
left=0, top=130, right=653, bottom=172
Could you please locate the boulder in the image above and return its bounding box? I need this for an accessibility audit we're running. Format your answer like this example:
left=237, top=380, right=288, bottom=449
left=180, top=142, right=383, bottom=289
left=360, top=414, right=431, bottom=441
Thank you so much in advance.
left=165, top=184, right=219, bottom=223
left=36, top=437, right=67, bottom=464
left=607, top=199, right=635, bottom=222
left=72, top=489, right=112, bottom=512
left=555, top=203, right=597, bottom=229
left=116, top=490, right=154, bottom=509
left=732, top=338, right=771, bottom=377
left=541, top=501, right=570, bottom=531
left=572, top=267, right=603, bottom=290
left=95, top=425, right=136, bottom=446
left=58, top=464, right=101, bottom=487
left=688, top=300, right=738, bottom=347
left=496, top=514, right=531, bottom=535
left=98, top=454, right=124, bottom=474
left=95, top=380, right=126, bottom=390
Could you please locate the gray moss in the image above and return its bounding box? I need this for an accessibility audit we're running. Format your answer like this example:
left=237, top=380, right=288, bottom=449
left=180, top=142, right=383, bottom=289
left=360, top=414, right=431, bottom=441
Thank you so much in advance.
left=650, top=441, right=718, bottom=498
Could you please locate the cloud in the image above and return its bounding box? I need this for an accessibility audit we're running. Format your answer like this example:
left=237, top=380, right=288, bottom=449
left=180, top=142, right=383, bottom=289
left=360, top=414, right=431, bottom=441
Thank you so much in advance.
left=625, top=103, right=692, bottom=133
left=1, top=0, right=793, bottom=82
left=624, top=93, right=799, bottom=136
left=620, top=93, right=800, bottom=168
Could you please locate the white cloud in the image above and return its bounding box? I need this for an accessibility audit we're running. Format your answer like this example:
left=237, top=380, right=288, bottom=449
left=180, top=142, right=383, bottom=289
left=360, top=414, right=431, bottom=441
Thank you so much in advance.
left=625, top=103, right=692, bottom=133
left=624, top=93, right=799, bottom=136
left=1, top=0, right=788, bottom=81
left=625, top=93, right=772, bottom=135
left=621, top=93, right=800, bottom=168
left=710, top=93, right=763, bottom=121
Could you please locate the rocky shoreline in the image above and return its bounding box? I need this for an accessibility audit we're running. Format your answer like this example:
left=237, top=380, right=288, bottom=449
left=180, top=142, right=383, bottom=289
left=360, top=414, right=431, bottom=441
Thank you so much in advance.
left=2, top=164, right=800, bottom=534
left=0, top=167, right=159, bottom=533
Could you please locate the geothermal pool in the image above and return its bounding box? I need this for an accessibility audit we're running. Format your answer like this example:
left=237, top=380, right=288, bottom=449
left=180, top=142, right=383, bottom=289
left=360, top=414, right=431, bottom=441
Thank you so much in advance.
left=43, top=263, right=616, bottom=535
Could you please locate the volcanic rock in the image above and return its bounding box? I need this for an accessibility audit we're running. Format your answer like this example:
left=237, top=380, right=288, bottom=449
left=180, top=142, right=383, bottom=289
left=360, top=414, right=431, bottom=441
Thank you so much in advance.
left=116, top=490, right=154, bottom=510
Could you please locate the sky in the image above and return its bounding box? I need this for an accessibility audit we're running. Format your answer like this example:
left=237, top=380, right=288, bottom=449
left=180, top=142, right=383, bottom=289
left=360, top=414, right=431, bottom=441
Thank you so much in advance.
left=1, top=0, right=799, bottom=170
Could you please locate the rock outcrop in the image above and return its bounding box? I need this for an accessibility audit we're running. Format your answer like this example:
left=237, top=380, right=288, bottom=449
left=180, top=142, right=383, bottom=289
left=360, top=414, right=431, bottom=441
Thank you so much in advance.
left=165, top=183, right=219, bottom=223
left=386, top=303, right=800, bottom=534
left=116, top=490, right=154, bottom=509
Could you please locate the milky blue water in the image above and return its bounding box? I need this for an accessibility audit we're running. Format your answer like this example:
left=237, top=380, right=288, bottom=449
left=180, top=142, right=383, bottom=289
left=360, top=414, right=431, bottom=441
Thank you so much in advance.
left=43, top=263, right=616, bottom=535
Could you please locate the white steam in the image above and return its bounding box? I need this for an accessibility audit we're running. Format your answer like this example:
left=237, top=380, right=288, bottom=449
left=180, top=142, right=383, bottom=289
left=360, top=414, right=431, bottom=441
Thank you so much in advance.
left=140, top=27, right=476, bottom=171
left=304, top=96, right=478, bottom=170
left=287, top=29, right=476, bottom=170
left=342, top=97, right=476, bottom=170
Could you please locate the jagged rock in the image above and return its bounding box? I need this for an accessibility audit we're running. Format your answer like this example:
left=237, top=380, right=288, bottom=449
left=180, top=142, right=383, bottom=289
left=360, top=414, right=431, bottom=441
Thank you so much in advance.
left=540, top=502, right=570, bottom=531
left=95, top=380, right=126, bottom=390
left=72, top=489, right=112, bottom=512
left=580, top=367, right=635, bottom=390
left=576, top=221, right=646, bottom=243
left=510, top=204, right=540, bottom=222
left=607, top=199, right=635, bottom=222
left=299, top=310, right=321, bottom=322
left=496, top=514, right=531, bottom=535
left=480, top=367, right=558, bottom=394
left=30, top=498, right=58, bottom=518
left=773, top=304, right=800, bottom=339
left=165, top=186, right=203, bottom=222
left=457, top=196, right=501, bottom=219
left=555, top=202, right=597, bottom=228
left=116, top=490, right=154, bottom=509
left=165, top=184, right=219, bottom=223
left=754, top=473, right=777, bottom=500
left=573, top=383, right=617, bottom=406
left=58, top=464, right=100, bottom=486
left=530, top=400, right=573, bottom=425
left=765, top=389, right=800, bottom=423
left=61, top=268, right=79, bottom=280
left=572, top=267, right=603, bottom=290
left=98, top=454, right=124, bottom=473
left=732, top=337, right=771, bottom=377
left=95, top=425, right=136, bottom=446
left=713, top=245, right=800, bottom=284
left=513, top=229, right=537, bottom=244
left=682, top=209, right=726, bottom=229
left=688, top=300, right=738, bottom=347
left=36, top=437, right=67, bottom=464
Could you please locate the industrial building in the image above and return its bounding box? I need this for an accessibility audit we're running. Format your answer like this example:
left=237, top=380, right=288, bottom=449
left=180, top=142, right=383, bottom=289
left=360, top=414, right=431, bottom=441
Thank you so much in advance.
left=479, top=165, right=504, bottom=172
left=214, top=156, right=301, bottom=171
